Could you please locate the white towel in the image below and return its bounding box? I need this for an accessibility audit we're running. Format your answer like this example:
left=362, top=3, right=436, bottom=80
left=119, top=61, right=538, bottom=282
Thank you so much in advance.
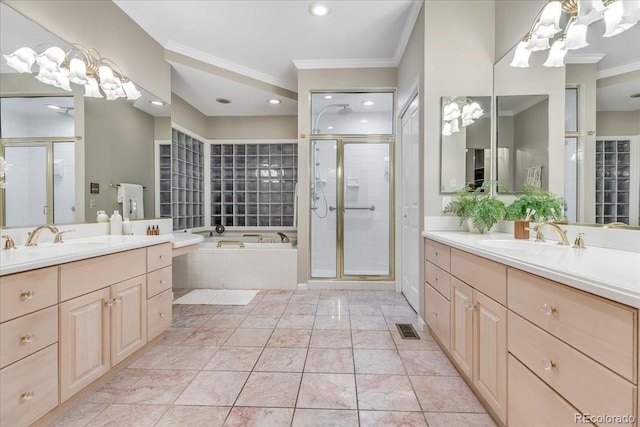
left=118, top=183, right=144, bottom=219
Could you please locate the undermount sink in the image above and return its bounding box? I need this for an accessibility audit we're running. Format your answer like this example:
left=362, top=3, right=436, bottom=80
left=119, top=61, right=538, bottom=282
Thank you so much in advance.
left=478, top=239, right=567, bottom=253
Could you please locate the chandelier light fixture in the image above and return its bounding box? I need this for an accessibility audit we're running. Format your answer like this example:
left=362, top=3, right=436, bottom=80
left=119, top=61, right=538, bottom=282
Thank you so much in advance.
left=510, top=0, right=640, bottom=68
left=442, top=97, right=484, bottom=136
left=3, top=44, right=142, bottom=100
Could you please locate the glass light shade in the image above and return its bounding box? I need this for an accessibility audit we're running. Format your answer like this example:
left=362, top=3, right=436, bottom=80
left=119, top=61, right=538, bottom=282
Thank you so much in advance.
left=528, top=35, right=551, bottom=51
left=35, top=46, right=66, bottom=73
left=442, top=121, right=452, bottom=136
left=67, top=58, right=88, bottom=85
left=3, top=47, right=37, bottom=73
left=603, top=1, right=637, bottom=37
left=122, top=80, right=142, bottom=100
left=98, top=65, right=118, bottom=89
left=461, top=117, right=474, bottom=127
left=576, top=0, right=606, bottom=25
left=470, top=103, right=483, bottom=119
left=443, top=102, right=461, bottom=121
left=565, top=22, right=589, bottom=50
left=35, top=68, right=59, bottom=86
left=543, top=39, right=568, bottom=67
left=510, top=41, right=532, bottom=68
left=451, top=118, right=460, bottom=133
left=533, top=22, right=562, bottom=38
left=54, top=68, right=72, bottom=91
left=621, top=0, right=640, bottom=24
left=534, top=1, right=562, bottom=37
left=84, top=78, right=103, bottom=98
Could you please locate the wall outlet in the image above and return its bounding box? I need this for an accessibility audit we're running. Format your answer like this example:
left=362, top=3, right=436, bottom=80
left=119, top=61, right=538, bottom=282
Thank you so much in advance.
left=89, top=199, right=96, bottom=209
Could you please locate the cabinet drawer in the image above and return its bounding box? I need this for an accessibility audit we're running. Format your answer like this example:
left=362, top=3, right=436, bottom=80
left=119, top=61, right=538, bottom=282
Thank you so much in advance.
left=425, top=239, right=451, bottom=271
left=425, top=261, right=451, bottom=300
left=0, top=267, right=58, bottom=322
left=509, top=312, right=635, bottom=423
left=451, top=248, right=506, bottom=306
left=424, top=283, right=450, bottom=351
left=147, top=243, right=172, bottom=272
left=60, top=248, right=146, bottom=301
left=509, top=355, right=593, bottom=427
left=508, top=268, right=636, bottom=382
left=148, top=289, right=172, bottom=340
left=147, top=266, right=172, bottom=298
left=0, top=344, right=58, bottom=427
left=0, top=306, right=58, bottom=369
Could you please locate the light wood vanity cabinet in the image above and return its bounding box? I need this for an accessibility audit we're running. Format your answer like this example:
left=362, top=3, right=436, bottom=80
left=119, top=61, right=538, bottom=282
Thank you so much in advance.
left=146, top=242, right=172, bottom=341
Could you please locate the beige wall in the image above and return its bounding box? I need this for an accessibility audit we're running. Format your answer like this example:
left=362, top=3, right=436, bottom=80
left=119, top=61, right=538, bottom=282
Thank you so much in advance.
left=597, top=111, right=640, bottom=136
left=5, top=0, right=171, bottom=103
left=154, top=117, right=172, bottom=141
left=494, top=0, right=545, bottom=62
left=297, top=67, right=397, bottom=285
left=84, top=98, right=155, bottom=222
left=513, top=98, right=550, bottom=190
left=208, top=116, right=297, bottom=140
left=171, top=93, right=209, bottom=138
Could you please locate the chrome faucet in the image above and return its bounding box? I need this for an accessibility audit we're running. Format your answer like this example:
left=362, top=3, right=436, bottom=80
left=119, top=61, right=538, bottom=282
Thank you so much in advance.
left=2, top=235, right=16, bottom=250
left=25, top=225, right=59, bottom=246
left=534, top=222, right=570, bottom=246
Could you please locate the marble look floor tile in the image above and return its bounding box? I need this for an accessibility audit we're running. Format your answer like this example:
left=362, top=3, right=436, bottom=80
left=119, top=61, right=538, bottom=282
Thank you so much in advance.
left=254, top=347, right=307, bottom=372
left=49, top=401, right=108, bottom=427
left=182, top=327, right=234, bottom=346
left=354, top=349, right=406, bottom=374
left=175, top=371, right=249, bottom=406
left=217, top=305, right=257, bottom=314
left=424, top=412, right=497, bottom=427
left=347, top=293, right=378, bottom=304
left=153, top=345, right=219, bottom=370
left=224, top=328, right=273, bottom=347
left=223, top=407, right=294, bottom=427
left=240, top=314, right=281, bottom=329
left=297, top=373, right=357, bottom=410
left=359, top=410, right=428, bottom=427
left=289, top=293, right=321, bottom=304
left=188, top=305, right=224, bottom=315
left=400, top=350, right=459, bottom=376
left=267, top=329, right=312, bottom=348
left=391, top=331, right=441, bottom=351
left=172, top=313, right=214, bottom=328
left=351, top=315, right=390, bottom=331
left=284, top=303, right=319, bottom=315
left=235, top=372, right=301, bottom=407
left=410, top=376, right=485, bottom=412
left=277, top=314, right=316, bottom=329
left=204, top=346, right=263, bottom=371
left=85, top=403, right=167, bottom=427
left=291, top=409, right=359, bottom=427
left=203, top=314, right=248, bottom=329
left=351, top=330, right=396, bottom=349
left=251, top=302, right=288, bottom=315
left=128, top=345, right=173, bottom=369
left=381, top=304, right=417, bottom=317
left=313, top=315, right=351, bottom=330
left=310, top=330, right=352, bottom=348
left=349, top=304, right=384, bottom=316
left=160, top=328, right=197, bottom=345
left=114, top=369, right=197, bottom=404
left=85, top=368, right=147, bottom=403
left=156, top=406, right=230, bottom=427
left=356, top=374, right=421, bottom=411
left=375, top=291, right=411, bottom=305
left=304, top=348, right=354, bottom=373
left=316, top=300, right=350, bottom=316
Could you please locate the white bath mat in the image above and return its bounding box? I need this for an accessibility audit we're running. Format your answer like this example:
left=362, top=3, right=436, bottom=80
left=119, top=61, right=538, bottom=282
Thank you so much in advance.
left=173, top=289, right=259, bottom=306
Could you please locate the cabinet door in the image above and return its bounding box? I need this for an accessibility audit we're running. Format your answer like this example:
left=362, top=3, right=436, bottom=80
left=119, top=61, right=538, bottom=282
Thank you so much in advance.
left=473, top=291, right=507, bottom=423
left=450, top=278, right=473, bottom=378
left=111, top=276, right=147, bottom=365
left=60, top=288, right=111, bottom=402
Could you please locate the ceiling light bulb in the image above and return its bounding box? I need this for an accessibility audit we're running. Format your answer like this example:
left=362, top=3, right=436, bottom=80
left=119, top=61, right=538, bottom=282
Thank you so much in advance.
left=267, top=99, right=282, bottom=104
left=309, top=3, right=330, bottom=17
left=324, top=95, right=333, bottom=99
left=150, top=100, right=164, bottom=106
left=47, top=104, right=62, bottom=110
left=362, top=100, right=374, bottom=106
left=360, top=119, right=368, bottom=123
left=327, top=126, right=334, bottom=130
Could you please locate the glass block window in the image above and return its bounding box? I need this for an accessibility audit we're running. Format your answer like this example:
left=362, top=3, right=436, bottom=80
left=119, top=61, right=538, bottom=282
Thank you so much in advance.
left=595, top=139, right=631, bottom=225
left=158, top=144, right=172, bottom=218
left=168, top=129, right=204, bottom=230
left=211, top=142, right=297, bottom=227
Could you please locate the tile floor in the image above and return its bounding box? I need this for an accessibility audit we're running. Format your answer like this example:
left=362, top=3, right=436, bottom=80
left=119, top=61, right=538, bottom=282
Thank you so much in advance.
left=49, top=289, right=496, bottom=427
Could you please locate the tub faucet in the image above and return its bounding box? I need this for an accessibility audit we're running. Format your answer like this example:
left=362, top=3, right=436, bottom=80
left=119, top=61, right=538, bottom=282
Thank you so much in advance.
left=277, top=232, right=290, bottom=243
left=25, top=225, right=59, bottom=246
left=534, top=222, right=570, bottom=246
left=243, top=233, right=263, bottom=243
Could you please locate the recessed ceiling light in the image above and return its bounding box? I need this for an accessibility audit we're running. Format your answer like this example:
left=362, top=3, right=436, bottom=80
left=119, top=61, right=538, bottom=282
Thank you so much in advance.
left=47, top=104, right=61, bottom=110
left=360, top=119, right=368, bottom=123
left=362, top=100, right=375, bottom=106
left=324, top=95, right=333, bottom=99
left=267, top=99, right=282, bottom=104
left=150, top=100, right=164, bottom=106
left=327, top=126, right=334, bottom=130
left=309, top=2, right=330, bottom=17
left=216, top=98, right=231, bottom=104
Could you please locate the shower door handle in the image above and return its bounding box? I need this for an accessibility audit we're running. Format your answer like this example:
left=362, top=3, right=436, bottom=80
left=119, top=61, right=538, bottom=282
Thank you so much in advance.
left=344, top=205, right=375, bottom=211
left=329, top=206, right=337, bottom=211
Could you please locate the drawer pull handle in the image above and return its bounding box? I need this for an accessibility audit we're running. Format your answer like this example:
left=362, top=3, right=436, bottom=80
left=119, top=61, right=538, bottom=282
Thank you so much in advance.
left=542, top=360, right=556, bottom=371
left=104, top=298, right=119, bottom=307
left=160, top=280, right=166, bottom=284
left=20, top=290, right=35, bottom=299
left=159, top=312, right=166, bottom=318
left=434, top=277, right=439, bottom=282
left=433, top=251, right=438, bottom=257
left=541, top=304, right=557, bottom=316
left=159, top=255, right=165, bottom=260
left=432, top=312, right=438, bottom=318
left=21, top=391, right=34, bottom=401
left=21, top=334, right=35, bottom=343
left=465, top=301, right=474, bottom=310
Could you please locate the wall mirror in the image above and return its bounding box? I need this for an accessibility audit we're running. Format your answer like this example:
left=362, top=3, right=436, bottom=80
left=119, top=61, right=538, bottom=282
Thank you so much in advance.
left=440, top=96, right=491, bottom=193
left=496, top=94, right=549, bottom=192
left=0, top=3, right=171, bottom=228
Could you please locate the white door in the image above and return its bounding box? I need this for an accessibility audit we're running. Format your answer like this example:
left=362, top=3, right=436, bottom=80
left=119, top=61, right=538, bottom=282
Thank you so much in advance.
left=400, top=96, right=420, bottom=311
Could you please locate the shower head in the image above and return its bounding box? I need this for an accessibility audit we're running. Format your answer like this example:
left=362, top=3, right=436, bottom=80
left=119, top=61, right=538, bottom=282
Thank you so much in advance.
left=337, top=104, right=353, bottom=115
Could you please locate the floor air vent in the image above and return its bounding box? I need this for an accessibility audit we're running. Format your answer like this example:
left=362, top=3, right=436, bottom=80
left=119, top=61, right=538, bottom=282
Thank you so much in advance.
left=396, top=323, right=420, bottom=339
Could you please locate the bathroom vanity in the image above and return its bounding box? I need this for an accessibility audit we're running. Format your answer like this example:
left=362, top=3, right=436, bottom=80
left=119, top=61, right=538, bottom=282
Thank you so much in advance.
left=423, top=231, right=640, bottom=427
left=0, top=236, right=173, bottom=427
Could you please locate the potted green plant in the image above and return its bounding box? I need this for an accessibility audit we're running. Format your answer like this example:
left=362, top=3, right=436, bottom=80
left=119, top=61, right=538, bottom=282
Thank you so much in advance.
left=505, top=184, right=566, bottom=222
left=443, top=182, right=506, bottom=234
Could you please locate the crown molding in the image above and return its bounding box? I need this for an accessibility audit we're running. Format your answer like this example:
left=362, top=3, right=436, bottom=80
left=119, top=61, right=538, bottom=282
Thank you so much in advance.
left=596, top=61, right=640, bottom=79
left=292, top=58, right=396, bottom=70
left=113, top=0, right=169, bottom=45
left=165, top=40, right=297, bottom=92
left=565, top=53, right=606, bottom=64
left=392, top=0, right=424, bottom=66
left=499, top=95, right=547, bottom=117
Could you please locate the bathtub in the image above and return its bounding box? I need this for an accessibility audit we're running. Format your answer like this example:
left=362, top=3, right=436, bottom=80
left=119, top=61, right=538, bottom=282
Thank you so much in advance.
left=172, top=231, right=298, bottom=290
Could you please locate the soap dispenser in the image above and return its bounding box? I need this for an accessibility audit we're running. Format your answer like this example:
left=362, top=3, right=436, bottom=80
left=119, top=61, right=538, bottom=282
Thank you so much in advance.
left=110, top=210, right=123, bottom=235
